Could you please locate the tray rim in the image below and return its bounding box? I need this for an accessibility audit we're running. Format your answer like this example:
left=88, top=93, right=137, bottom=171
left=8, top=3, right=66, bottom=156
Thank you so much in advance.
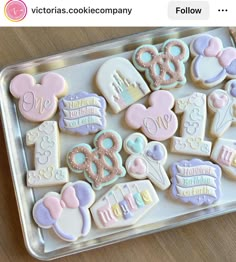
left=1, top=26, right=236, bottom=261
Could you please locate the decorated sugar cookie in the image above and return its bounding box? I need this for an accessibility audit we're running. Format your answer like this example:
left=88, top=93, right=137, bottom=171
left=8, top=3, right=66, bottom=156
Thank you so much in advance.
left=170, top=159, right=222, bottom=205
left=132, top=39, right=189, bottom=90
left=171, top=92, right=212, bottom=156
left=210, top=138, right=236, bottom=179
left=33, top=181, right=95, bottom=242
left=59, top=91, right=106, bottom=135
left=208, top=80, right=236, bottom=137
left=190, top=34, right=236, bottom=88
left=124, top=133, right=170, bottom=190
left=90, top=180, right=159, bottom=229
left=125, top=90, right=178, bottom=141
left=10, top=72, right=67, bottom=122
left=96, top=57, right=150, bottom=114
left=67, top=129, right=126, bottom=190
left=26, top=121, right=69, bottom=187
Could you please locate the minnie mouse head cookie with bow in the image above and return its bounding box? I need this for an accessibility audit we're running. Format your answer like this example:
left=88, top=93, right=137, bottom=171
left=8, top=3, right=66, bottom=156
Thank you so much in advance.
left=33, top=181, right=95, bottom=242
left=190, top=34, right=236, bottom=88
left=10, top=72, right=67, bottom=122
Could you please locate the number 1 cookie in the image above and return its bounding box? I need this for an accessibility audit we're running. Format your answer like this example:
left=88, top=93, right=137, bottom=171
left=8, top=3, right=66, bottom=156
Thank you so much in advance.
left=26, top=121, right=69, bottom=187
left=171, top=92, right=212, bottom=156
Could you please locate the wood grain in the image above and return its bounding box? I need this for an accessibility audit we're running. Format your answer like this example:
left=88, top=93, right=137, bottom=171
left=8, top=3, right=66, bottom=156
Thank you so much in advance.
left=0, top=28, right=236, bottom=262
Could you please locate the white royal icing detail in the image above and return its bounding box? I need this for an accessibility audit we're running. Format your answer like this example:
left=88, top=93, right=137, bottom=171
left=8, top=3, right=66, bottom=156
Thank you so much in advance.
left=96, top=57, right=150, bottom=113
left=171, top=92, right=212, bottom=156
left=211, top=138, right=236, bottom=179
left=208, top=80, right=236, bottom=138
left=176, top=185, right=217, bottom=198
left=26, top=121, right=69, bottom=187
left=90, top=180, right=159, bottom=229
left=124, top=133, right=170, bottom=190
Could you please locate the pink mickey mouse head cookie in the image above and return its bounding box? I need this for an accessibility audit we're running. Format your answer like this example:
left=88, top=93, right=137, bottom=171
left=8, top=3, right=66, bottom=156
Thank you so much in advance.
left=10, top=72, right=67, bottom=122
left=125, top=90, right=178, bottom=141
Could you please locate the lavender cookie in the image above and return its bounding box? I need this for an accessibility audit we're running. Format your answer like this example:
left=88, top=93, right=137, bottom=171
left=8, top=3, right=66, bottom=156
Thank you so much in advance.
left=170, top=159, right=222, bottom=205
left=59, top=91, right=106, bottom=135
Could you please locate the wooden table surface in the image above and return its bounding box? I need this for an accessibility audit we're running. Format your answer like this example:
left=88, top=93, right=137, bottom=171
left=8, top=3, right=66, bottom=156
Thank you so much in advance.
left=0, top=28, right=236, bottom=262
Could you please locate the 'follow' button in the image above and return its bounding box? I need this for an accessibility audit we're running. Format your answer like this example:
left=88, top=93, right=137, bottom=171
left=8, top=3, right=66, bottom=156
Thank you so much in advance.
left=168, top=1, right=209, bottom=20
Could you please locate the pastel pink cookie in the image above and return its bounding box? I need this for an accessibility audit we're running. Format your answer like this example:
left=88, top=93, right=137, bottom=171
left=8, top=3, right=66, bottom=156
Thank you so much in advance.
left=125, top=90, right=178, bottom=141
left=10, top=72, right=67, bottom=122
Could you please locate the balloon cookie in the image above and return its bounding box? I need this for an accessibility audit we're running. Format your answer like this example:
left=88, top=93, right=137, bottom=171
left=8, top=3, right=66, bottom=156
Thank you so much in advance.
left=123, top=133, right=170, bottom=190
left=211, top=138, right=236, bottom=179
left=26, top=121, right=69, bottom=187
left=190, top=34, right=236, bottom=88
left=10, top=72, right=67, bottom=122
left=90, top=180, right=159, bottom=229
left=170, top=159, right=222, bottom=205
left=125, top=90, right=178, bottom=141
left=33, top=181, right=95, bottom=242
left=96, top=57, right=150, bottom=114
left=59, top=91, right=106, bottom=135
left=132, top=39, right=189, bottom=90
left=208, top=80, right=236, bottom=138
left=67, top=129, right=126, bottom=190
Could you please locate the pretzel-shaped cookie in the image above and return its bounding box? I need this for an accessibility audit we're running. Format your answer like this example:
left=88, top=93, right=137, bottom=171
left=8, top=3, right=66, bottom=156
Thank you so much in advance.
left=132, top=39, right=189, bottom=90
left=67, top=130, right=126, bottom=190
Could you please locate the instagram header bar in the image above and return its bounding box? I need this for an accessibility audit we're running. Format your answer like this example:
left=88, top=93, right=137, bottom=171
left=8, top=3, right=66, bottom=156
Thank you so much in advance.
left=0, top=0, right=235, bottom=26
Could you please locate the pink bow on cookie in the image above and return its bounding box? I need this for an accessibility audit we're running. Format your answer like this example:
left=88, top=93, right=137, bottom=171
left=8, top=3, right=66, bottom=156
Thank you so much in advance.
left=192, top=35, right=236, bottom=72
left=43, top=186, right=80, bottom=220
